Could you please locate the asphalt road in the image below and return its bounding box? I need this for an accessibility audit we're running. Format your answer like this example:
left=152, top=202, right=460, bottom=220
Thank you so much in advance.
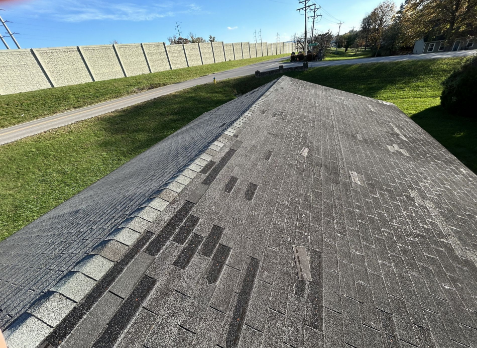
left=0, top=50, right=475, bottom=146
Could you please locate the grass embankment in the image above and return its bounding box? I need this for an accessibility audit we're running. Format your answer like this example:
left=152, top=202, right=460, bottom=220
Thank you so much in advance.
left=0, top=54, right=289, bottom=129
left=1, top=57, right=475, bottom=241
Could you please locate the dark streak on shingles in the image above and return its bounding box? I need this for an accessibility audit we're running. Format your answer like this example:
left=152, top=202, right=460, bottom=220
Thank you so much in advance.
left=173, top=215, right=200, bottom=245
left=307, top=249, right=323, bottom=331
left=224, top=176, right=239, bottom=193
left=200, top=225, right=225, bottom=257
left=173, top=233, right=204, bottom=269
left=226, top=257, right=260, bottom=348
left=200, top=161, right=216, bottom=174
left=145, top=201, right=195, bottom=256
left=41, top=231, right=154, bottom=347
left=206, top=244, right=231, bottom=284
left=91, top=275, right=156, bottom=348
left=265, top=150, right=273, bottom=161
left=202, top=149, right=237, bottom=186
left=244, top=183, right=258, bottom=201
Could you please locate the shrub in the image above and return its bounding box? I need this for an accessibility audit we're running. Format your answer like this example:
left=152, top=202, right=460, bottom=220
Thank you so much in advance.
left=441, top=55, right=477, bottom=117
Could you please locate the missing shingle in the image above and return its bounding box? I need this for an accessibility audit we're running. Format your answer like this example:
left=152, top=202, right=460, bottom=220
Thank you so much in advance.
left=200, top=225, right=224, bottom=257
left=244, top=183, right=258, bottom=201
left=350, top=171, right=362, bottom=186
left=292, top=246, right=312, bottom=281
left=173, top=233, right=204, bottom=269
left=224, top=176, right=238, bottom=193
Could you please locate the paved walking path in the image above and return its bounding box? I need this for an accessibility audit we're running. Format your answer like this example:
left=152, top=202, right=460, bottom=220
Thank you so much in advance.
left=1, top=50, right=475, bottom=146
left=4, top=76, right=477, bottom=348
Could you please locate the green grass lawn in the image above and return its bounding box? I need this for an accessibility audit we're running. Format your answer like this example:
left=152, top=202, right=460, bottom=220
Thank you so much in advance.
left=1, top=56, right=475, bottom=241
left=0, top=54, right=288, bottom=129
left=324, top=47, right=373, bottom=60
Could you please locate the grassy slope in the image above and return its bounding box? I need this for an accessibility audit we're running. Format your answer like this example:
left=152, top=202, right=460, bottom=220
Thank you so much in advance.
left=0, top=54, right=288, bottom=129
left=1, top=57, right=475, bottom=241
left=324, top=47, right=373, bottom=61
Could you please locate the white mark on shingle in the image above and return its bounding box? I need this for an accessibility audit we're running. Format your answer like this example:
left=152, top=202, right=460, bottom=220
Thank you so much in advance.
left=300, top=147, right=309, bottom=158
left=293, top=246, right=312, bottom=281
left=350, top=171, right=362, bottom=185
left=390, top=123, right=408, bottom=141
left=357, top=134, right=362, bottom=140
left=387, top=145, right=396, bottom=153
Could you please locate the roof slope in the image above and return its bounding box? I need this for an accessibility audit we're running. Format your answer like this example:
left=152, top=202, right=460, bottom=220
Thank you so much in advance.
left=5, top=76, right=477, bottom=347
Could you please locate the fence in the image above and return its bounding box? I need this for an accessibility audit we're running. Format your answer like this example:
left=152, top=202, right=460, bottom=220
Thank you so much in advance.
left=0, top=41, right=294, bottom=95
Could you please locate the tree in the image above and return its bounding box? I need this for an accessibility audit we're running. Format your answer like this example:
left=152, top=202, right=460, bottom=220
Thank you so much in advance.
left=189, top=33, right=206, bottom=43
left=360, top=15, right=373, bottom=50
left=402, top=0, right=477, bottom=46
left=340, top=30, right=359, bottom=52
left=208, top=35, right=216, bottom=42
left=368, top=0, right=396, bottom=55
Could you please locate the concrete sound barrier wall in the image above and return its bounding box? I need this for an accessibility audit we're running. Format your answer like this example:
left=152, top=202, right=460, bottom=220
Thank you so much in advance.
left=115, top=44, right=150, bottom=77
left=0, top=49, right=51, bottom=94
left=34, top=47, right=93, bottom=87
left=271, top=43, right=277, bottom=56
left=142, top=42, right=170, bottom=73
left=250, top=43, right=257, bottom=58
left=166, top=45, right=188, bottom=69
left=241, top=42, right=251, bottom=59
left=184, top=43, right=202, bottom=67
left=80, top=45, right=125, bottom=81
left=199, top=43, right=214, bottom=65
left=0, top=40, right=290, bottom=95
left=232, top=43, right=243, bottom=60
left=267, top=43, right=273, bottom=56
left=223, top=43, right=234, bottom=61
left=212, top=42, right=225, bottom=63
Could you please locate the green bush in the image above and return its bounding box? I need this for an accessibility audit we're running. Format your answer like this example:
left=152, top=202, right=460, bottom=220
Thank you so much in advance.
left=441, top=55, right=477, bottom=117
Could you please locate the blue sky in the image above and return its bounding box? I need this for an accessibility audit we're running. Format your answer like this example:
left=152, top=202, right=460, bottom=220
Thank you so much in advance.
left=0, top=0, right=394, bottom=49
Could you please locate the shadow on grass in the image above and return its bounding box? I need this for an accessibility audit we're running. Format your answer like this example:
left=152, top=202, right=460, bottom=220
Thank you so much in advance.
left=411, top=105, right=477, bottom=174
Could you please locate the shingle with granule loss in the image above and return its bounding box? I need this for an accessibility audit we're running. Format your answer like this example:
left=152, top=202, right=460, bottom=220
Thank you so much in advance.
left=6, top=76, right=477, bottom=348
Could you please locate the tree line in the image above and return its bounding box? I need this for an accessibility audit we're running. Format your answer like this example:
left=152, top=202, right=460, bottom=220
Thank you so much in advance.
left=295, top=0, right=477, bottom=56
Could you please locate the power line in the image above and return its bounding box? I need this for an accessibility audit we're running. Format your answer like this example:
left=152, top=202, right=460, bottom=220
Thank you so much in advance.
left=308, top=4, right=322, bottom=38
left=320, top=6, right=342, bottom=22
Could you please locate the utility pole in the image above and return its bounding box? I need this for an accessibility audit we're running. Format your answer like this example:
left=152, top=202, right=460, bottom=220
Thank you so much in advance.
left=308, top=4, right=321, bottom=40
left=335, top=21, right=343, bottom=52
left=254, top=30, right=257, bottom=44
left=276, top=33, right=280, bottom=43
left=0, top=14, right=21, bottom=49
left=297, top=0, right=314, bottom=53
left=259, top=29, right=262, bottom=44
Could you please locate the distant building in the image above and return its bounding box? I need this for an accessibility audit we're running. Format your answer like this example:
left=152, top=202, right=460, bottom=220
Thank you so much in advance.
left=413, top=36, right=476, bottom=54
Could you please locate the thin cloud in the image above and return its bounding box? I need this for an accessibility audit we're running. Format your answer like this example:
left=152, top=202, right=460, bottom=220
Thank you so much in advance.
left=227, top=26, right=238, bottom=30
left=10, top=0, right=204, bottom=22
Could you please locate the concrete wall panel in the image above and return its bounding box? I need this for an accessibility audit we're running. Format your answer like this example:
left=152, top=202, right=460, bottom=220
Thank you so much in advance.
left=256, top=43, right=263, bottom=57
left=241, top=42, right=251, bottom=59
left=232, top=43, right=243, bottom=60
left=261, top=42, right=267, bottom=56
left=271, top=43, right=277, bottom=56
left=142, top=42, right=170, bottom=72
left=0, top=49, right=51, bottom=95
left=267, top=43, right=273, bottom=56
left=223, top=43, right=234, bottom=61
left=166, top=45, right=188, bottom=69
left=184, top=43, right=202, bottom=67
left=80, top=45, right=124, bottom=81
left=212, top=42, right=225, bottom=63
left=34, top=47, right=92, bottom=87
left=199, top=43, right=214, bottom=65
left=115, top=44, right=149, bottom=77
left=249, top=43, right=257, bottom=58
